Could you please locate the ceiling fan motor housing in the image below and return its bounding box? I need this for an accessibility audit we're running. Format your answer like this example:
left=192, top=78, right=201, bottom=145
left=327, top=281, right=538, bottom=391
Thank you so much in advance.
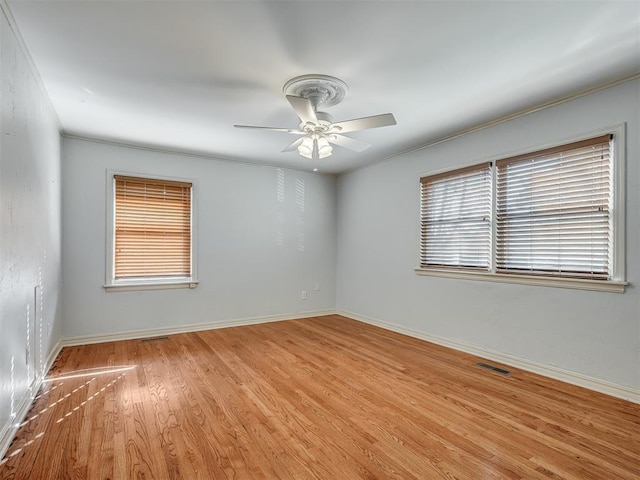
left=300, top=111, right=335, bottom=134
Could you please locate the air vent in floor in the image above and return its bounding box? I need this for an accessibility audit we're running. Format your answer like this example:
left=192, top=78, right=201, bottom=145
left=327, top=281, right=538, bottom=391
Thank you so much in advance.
left=475, top=362, right=511, bottom=375
left=140, top=336, right=170, bottom=343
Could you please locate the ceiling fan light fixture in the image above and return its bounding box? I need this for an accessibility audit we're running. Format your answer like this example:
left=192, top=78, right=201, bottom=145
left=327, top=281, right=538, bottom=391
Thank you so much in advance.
left=317, top=136, right=333, bottom=159
left=298, top=136, right=314, bottom=159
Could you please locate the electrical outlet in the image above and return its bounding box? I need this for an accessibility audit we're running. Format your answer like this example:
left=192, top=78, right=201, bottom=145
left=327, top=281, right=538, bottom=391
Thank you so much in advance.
left=314, top=282, right=320, bottom=292
left=301, top=290, right=307, bottom=300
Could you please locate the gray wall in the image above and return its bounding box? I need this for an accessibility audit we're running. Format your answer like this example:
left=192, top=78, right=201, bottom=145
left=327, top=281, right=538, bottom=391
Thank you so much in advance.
left=61, top=138, right=337, bottom=339
left=0, top=6, right=62, bottom=447
left=336, top=79, right=640, bottom=390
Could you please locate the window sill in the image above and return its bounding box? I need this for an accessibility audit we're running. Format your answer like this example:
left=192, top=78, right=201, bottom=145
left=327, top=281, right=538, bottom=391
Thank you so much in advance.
left=104, top=280, right=199, bottom=292
left=414, top=268, right=628, bottom=293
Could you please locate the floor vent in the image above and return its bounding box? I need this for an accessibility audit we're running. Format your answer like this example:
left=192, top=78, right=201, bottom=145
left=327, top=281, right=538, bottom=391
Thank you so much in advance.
left=475, top=362, right=511, bottom=375
left=140, top=336, right=170, bottom=343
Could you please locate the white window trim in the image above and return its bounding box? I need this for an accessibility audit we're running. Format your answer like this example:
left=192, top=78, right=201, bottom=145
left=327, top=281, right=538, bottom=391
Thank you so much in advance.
left=104, top=170, right=199, bottom=292
left=415, top=124, right=628, bottom=293
left=414, top=268, right=627, bottom=293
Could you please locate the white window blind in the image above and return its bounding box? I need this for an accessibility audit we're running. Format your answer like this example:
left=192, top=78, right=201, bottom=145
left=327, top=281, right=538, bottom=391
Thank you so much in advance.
left=495, top=135, right=612, bottom=280
left=114, top=175, right=192, bottom=280
left=420, top=163, right=492, bottom=270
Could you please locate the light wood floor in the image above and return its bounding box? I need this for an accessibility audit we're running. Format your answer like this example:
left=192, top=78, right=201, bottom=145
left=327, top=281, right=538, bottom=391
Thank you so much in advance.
left=1, top=315, right=638, bottom=479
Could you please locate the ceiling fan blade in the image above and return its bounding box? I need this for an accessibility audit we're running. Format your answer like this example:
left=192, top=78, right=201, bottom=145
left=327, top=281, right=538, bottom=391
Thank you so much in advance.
left=327, top=134, right=371, bottom=152
left=286, top=95, right=318, bottom=124
left=330, top=113, right=396, bottom=133
left=282, top=137, right=305, bottom=152
left=234, top=124, right=304, bottom=134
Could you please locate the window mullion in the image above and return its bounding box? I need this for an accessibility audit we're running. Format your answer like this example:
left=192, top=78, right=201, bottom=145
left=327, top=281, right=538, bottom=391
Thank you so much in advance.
left=490, top=161, right=497, bottom=274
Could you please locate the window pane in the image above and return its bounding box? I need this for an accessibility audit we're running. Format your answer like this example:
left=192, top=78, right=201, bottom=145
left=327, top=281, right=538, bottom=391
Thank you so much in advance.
left=114, top=176, right=192, bottom=279
left=420, top=163, right=492, bottom=270
left=495, top=135, right=612, bottom=280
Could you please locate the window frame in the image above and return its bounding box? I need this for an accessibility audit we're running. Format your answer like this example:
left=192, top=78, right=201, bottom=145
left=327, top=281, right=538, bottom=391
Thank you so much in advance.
left=415, top=124, right=627, bottom=293
left=104, top=170, right=199, bottom=292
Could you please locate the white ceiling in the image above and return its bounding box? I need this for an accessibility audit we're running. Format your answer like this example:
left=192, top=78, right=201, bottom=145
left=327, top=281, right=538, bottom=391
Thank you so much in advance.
left=6, top=1, right=640, bottom=174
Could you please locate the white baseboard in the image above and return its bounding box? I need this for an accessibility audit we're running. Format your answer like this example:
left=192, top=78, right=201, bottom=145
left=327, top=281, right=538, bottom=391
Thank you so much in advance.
left=339, top=310, right=640, bottom=404
left=61, top=309, right=337, bottom=347
left=0, top=391, right=33, bottom=462
left=0, top=338, right=62, bottom=460
left=45, top=339, right=63, bottom=374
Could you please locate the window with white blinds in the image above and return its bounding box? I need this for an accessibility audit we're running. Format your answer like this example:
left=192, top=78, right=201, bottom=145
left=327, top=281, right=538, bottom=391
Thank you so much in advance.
left=496, top=135, right=612, bottom=279
left=417, top=130, right=625, bottom=291
left=420, top=163, right=492, bottom=270
left=113, top=175, right=192, bottom=280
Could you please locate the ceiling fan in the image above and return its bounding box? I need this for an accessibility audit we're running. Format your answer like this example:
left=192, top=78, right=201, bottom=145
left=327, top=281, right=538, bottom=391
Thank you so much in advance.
left=234, top=74, right=397, bottom=162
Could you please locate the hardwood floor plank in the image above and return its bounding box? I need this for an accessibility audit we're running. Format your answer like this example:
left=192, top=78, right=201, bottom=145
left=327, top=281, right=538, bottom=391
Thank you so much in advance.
left=1, top=315, right=638, bottom=479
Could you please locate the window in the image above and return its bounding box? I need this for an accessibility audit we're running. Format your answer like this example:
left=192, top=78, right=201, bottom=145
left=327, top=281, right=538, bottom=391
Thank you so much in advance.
left=417, top=129, right=626, bottom=293
left=105, top=174, right=197, bottom=291
left=420, top=163, right=492, bottom=270
left=495, top=135, right=612, bottom=279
